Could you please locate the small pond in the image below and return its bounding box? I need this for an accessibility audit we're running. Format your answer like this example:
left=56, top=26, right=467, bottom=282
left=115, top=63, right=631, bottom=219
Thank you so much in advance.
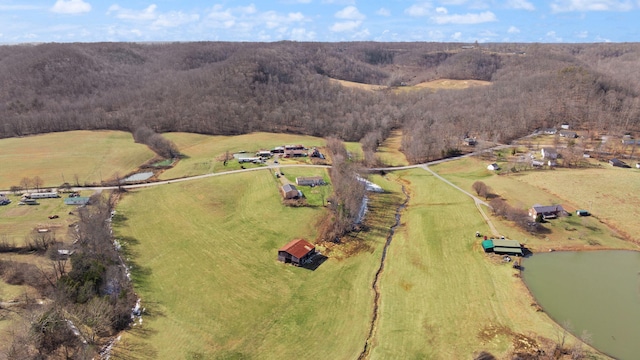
left=122, top=172, right=154, bottom=182
left=522, top=250, right=640, bottom=359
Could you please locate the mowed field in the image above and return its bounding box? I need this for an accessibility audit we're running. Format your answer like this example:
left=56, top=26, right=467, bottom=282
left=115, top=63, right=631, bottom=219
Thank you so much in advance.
left=112, top=170, right=400, bottom=359
left=160, top=132, right=326, bottom=180
left=0, top=131, right=155, bottom=189
left=430, top=157, right=638, bottom=251
left=375, top=130, right=409, bottom=167
left=370, top=170, right=575, bottom=359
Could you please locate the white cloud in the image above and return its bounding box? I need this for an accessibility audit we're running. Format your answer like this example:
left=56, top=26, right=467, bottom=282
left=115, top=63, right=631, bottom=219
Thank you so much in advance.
left=236, top=4, right=257, bottom=15
left=376, top=8, right=391, bottom=16
left=282, top=0, right=312, bottom=3
left=261, top=11, right=307, bottom=28
left=322, top=0, right=355, bottom=4
left=451, top=31, right=462, bottom=40
left=551, top=0, right=634, bottom=12
left=290, top=28, right=316, bottom=40
left=335, top=6, right=365, bottom=20
left=352, top=28, right=370, bottom=39
left=330, top=20, right=362, bottom=32
left=432, top=11, right=497, bottom=24
left=436, top=7, right=448, bottom=13
left=152, top=12, right=199, bottom=29
left=507, top=26, right=520, bottom=33
left=107, top=4, right=157, bottom=21
left=506, top=0, right=535, bottom=10
left=51, top=0, right=91, bottom=14
left=575, top=30, right=589, bottom=38
left=405, top=2, right=432, bottom=16
left=546, top=30, right=562, bottom=41
left=479, top=30, right=498, bottom=37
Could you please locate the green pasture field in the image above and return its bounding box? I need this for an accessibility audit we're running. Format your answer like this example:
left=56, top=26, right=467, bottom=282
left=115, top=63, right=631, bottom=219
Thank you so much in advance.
left=375, top=130, right=409, bottom=167
left=280, top=167, right=331, bottom=207
left=344, top=142, right=364, bottom=161
left=160, top=132, right=326, bottom=180
left=369, top=169, right=590, bottom=359
left=430, top=157, right=638, bottom=251
left=0, top=131, right=155, bottom=189
left=112, top=170, right=400, bottom=360
left=0, top=194, right=83, bottom=245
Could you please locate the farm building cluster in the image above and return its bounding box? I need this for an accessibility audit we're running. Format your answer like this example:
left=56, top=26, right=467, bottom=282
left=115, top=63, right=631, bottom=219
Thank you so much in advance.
left=277, top=239, right=317, bottom=266
left=236, top=145, right=325, bottom=164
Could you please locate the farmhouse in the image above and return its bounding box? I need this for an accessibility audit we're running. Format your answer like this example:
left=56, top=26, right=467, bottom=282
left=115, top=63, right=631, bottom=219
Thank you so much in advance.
left=487, top=163, right=500, bottom=171
left=64, top=197, right=90, bottom=206
left=296, top=176, right=325, bottom=186
left=278, top=239, right=316, bottom=266
left=482, top=238, right=524, bottom=256
left=256, top=150, right=272, bottom=158
left=559, top=130, right=578, bottom=138
left=284, top=149, right=308, bottom=158
left=27, top=191, right=60, bottom=199
left=609, top=158, right=630, bottom=168
left=541, top=128, right=557, bottom=135
left=529, top=204, right=566, bottom=220
left=280, top=184, right=301, bottom=199
left=540, top=147, right=558, bottom=159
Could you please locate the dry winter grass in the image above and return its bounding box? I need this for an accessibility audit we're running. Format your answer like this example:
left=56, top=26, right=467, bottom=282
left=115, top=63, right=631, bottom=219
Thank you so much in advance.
left=0, top=130, right=155, bottom=189
left=375, top=130, right=409, bottom=167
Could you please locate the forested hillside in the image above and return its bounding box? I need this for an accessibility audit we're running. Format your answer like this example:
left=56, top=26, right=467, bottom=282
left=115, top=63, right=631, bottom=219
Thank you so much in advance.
left=1, top=41, right=639, bottom=163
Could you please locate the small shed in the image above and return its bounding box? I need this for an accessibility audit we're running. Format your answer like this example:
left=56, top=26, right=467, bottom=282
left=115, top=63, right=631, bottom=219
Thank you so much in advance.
left=540, top=147, right=558, bottom=159
left=576, top=210, right=590, bottom=216
left=482, top=238, right=523, bottom=256
left=487, top=163, right=500, bottom=171
left=280, top=184, right=300, bottom=199
left=559, top=130, right=578, bottom=138
left=278, top=239, right=316, bottom=266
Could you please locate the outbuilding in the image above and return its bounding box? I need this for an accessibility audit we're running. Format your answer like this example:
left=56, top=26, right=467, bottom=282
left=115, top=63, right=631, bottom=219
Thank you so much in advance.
left=278, top=239, right=316, bottom=266
left=280, top=184, right=300, bottom=199
left=529, top=204, right=566, bottom=220
left=296, top=176, right=325, bottom=186
left=64, top=197, right=90, bottom=206
left=487, top=163, right=500, bottom=171
left=482, top=238, right=524, bottom=256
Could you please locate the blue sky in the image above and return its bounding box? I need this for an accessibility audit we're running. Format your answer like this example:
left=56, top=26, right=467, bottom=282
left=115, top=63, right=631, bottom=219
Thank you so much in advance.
left=1, top=0, right=639, bottom=43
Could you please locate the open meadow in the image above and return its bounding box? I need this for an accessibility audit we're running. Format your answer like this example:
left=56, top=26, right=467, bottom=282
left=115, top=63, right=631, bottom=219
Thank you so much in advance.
left=329, top=78, right=491, bottom=93
left=370, top=169, right=572, bottom=359
left=0, top=131, right=155, bottom=189
left=430, top=157, right=638, bottom=252
left=112, top=170, right=401, bottom=359
left=375, top=130, right=409, bottom=167
left=160, top=132, right=327, bottom=180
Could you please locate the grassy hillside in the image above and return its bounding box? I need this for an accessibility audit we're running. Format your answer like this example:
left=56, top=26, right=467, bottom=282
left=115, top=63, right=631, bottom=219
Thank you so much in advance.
left=160, top=132, right=326, bottom=179
left=0, top=131, right=155, bottom=189
left=370, top=169, right=581, bottom=359
left=375, top=130, right=409, bottom=167
left=430, top=158, right=638, bottom=251
left=112, top=170, right=399, bottom=359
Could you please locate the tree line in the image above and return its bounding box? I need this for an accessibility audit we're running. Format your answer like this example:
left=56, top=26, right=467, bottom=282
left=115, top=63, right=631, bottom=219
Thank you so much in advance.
left=0, top=41, right=639, bottom=163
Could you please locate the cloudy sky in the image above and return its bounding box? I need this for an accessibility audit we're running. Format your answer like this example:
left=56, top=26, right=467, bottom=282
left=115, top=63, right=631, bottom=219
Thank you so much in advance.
left=1, top=0, right=639, bottom=43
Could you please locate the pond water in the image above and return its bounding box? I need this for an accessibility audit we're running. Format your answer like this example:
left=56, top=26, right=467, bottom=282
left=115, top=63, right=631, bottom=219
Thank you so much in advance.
left=522, top=250, right=640, bottom=360
left=122, top=172, right=154, bottom=182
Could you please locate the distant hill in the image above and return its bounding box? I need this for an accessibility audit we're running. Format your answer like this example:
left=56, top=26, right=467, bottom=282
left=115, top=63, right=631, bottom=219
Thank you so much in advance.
left=1, top=41, right=639, bottom=163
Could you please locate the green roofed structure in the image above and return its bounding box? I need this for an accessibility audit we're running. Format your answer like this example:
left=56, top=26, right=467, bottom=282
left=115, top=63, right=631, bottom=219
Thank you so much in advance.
left=482, top=238, right=523, bottom=256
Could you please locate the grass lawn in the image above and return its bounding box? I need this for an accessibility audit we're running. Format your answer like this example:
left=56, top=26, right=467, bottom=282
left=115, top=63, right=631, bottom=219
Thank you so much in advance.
left=112, top=170, right=400, bottom=360
left=280, top=167, right=331, bottom=207
left=376, top=130, right=409, bottom=167
left=160, top=132, right=326, bottom=180
left=344, top=142, right=364, bottom=162
left=0, top=131, right=155, bottom=189
left=430, top=158, right=638, bottom=251
left=0, top=193, right=86, bottom=245
left=369, top=169, right=583, bottom=359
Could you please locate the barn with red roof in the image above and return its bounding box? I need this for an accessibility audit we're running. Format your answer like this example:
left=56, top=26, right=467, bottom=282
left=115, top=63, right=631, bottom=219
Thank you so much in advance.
left=278, top=239, right=316, bottom=266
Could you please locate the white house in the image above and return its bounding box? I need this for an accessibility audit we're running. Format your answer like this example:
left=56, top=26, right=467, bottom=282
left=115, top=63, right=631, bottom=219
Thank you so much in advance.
left=541, top=148, right=558, bottom=159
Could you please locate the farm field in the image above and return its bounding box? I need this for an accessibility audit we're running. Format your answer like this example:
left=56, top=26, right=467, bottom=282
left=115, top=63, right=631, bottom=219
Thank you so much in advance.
left=430, top=158, right=638, bottom=251
left=369, top=169, right=591, bottom=359
left=160, top=132, right=327, bottom=180
left=329, top=78, right=491, bottom=93
left=112, top=170, right=400, bottom=359
left=375, top=130, right=409, bottom=167
left=0, top=131, right=155, bottom=189
left=0, top=195, right=81, bottom=245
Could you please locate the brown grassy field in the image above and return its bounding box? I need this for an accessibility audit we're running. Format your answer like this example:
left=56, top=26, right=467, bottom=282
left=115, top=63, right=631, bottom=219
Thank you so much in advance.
left=375, top=130, right=409, bottom=166
left=0, top=131, right=155, bottom=189
left=330, top=78, right=491, bottom=93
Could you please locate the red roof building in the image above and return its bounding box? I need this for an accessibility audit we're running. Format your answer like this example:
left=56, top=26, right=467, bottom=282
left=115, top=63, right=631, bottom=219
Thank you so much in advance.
left=278, top=239, right=316, bottom=266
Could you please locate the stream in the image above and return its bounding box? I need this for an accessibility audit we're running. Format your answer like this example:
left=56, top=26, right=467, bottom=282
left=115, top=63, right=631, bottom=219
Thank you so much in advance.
left=358, top=184, right=410, bottom=360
